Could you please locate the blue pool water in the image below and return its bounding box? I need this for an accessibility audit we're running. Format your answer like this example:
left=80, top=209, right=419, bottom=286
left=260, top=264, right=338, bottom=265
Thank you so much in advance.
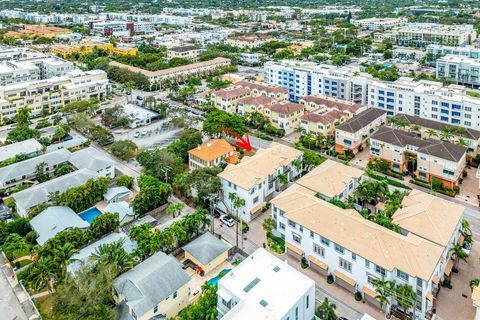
left=207, top=268, right=232, bottom=286
left=79, top=207, right=102, bottom=224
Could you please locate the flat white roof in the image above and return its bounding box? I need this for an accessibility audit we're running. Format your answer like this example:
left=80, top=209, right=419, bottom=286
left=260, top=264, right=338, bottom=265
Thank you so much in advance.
left=219, top=248, right=314, bottom=319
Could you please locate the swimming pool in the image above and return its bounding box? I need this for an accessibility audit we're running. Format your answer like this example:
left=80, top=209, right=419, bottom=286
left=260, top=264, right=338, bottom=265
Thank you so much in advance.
left=207, top=268, right=232, bottom=286
left=79, top=207, right=102, bottom=224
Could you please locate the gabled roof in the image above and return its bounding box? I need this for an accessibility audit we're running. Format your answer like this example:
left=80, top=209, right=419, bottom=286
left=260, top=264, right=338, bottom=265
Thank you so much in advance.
left=218, top=143, right=301, bottom=190
left=30, top=206, right=90, bottom=245
left=267, top=101, right=304, bottom=115
left=69, top=147, right=113, bottom=172
left=104, top=201, right=134, bottom=223
left=114, top=252, right=190, bottom=317
left=301, top=109, right=345, bottom=125
left=104, top=186, right=131, bottom=202
left=336, top=108, right=386, bottom=133
left=300, top=95, right=363, bottom=114
left=182, top=232, right=231, bottom=265
left=235, top=80, right=288, bottom=95
left=392, top=189, right=464, bottom=246
left=295, top=159, right=363, bottom=198
left=237, top=95, right=276, bottom=107
left=0, top=139, right=42, bottom=162
left=212, top=86, right=250, bottom=99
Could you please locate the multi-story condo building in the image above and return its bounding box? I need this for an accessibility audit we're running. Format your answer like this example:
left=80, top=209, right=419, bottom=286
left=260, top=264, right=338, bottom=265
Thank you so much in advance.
left=396, top=23, right=477, bottom=47
left=299, top=95, right=365, bottom=115
left=335, top=108, right=387, bottom=154
left=167, top=45, right=200, bottom=62
left=217, top=248, right=315, bottom=320
left=88, top=20, right=155, bottom=36
left=271, top=164, right=465, bottom=320
left=394, top=113, right=480, bottom=155
left=50, top=41, right=137, bottom=59
left=234, top=80, right=288, bottom=100
left=236, top=96, right=276, bottom=116
left=300, top=109, right=348, bottom=136
left=217, top=143, right=302, bottom=221
left=187, top=139, right=238, bottom=170
left=0, top=69, right=110, bottom=121
left=436, top=55, right=480, bottom=88
left=264, top=101, right=305, bottom=134
left=352, top=17, right=407, bottom=31
left=266, top=61, right=480, bottom=130
left=109, top=57, right=231, bottom=84
left=225, top=35, right=273, bottom=48
left=426, top=44, right=480, bottom=59
left=211, top=86, right=251, bottom=112
left=370, top=127, right=467, bottom=189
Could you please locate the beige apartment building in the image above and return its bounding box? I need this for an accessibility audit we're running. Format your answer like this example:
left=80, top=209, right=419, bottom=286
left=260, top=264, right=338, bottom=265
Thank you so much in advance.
left=236, top=95, right=277, bottom=116
left=211, top=86, right=251, bottom=112
left=234, top=80, right=288, bottom=100
left=0, top=69, right=110, bottom=121
left=167, top=45, right=200, bottom=62
left=299, top=95, right=365, bottom=115
left=300, top=109, right=348, bottom=137
left=370, top=127, right=467, bottom=189
left=265, top=101, right=305, bottom=134
left=187, top=139, right=238, bottom=170
left=334, top=108, right=387, bottom=154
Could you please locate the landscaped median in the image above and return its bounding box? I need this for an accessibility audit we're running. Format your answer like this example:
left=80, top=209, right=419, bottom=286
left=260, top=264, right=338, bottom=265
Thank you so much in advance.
left=366, top=170, right=411, bottom=190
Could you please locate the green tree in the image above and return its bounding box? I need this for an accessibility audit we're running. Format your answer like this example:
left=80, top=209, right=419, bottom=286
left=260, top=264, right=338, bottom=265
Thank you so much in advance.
left=394, top=284, right=417, bottom=314
left=132, top=183, right=172, bottom=216
left=17, top=107, right=31, bottom=127
left=450, top=244, right=468, bottom=270
left=88, top=212, right=120, bottom=240
left=166, top=202, right=185, bottom=218
left=110, top=140, right=138, bottom=160
left=303, top=149, right=326, bottom=172
left=315, top=298, right=337, bottom=320
left=175, top=283, right=218, bottom=320
left=202, top=109, right=246, bottom=137
left=91, top=239, right=136, bottom=274
left=166, top=128, right=203, bottom=160
left=136, top=149, right=184, bottom=183
left=372, top=279, right=396, bottom=312
left=55, top=163, right=74, bottom=177
left=115, top=175, right=134, bottom=189
left=2, top=233, right=30, bottom=260
left=188, top=167, right=222, bottom=206
left=262, top=217, right=276, bottom=237
left=35, top=161, right=50, bottom=183
left=470, top=279, right=480, bottom=292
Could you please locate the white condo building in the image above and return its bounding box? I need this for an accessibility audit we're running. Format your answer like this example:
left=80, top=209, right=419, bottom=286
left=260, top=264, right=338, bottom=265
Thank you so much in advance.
left=436, top=55, right=480, bottom=88
left=396, top=23, right=477, bottom=47
left=426, top=44, right=480, bottom=59
left=265, top=60, right=480, bottom=130
left=217, top=248, right=315, bottom=320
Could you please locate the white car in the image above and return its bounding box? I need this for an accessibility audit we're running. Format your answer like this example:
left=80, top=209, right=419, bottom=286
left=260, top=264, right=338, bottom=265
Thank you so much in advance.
left=220, top=215, right=235, bottom=227
left=133, top=131, right=140, bottom=138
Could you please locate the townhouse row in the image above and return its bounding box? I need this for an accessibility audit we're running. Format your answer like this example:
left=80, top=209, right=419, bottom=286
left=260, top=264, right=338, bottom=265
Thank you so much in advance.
left=271, top=160, right=465, bottom=320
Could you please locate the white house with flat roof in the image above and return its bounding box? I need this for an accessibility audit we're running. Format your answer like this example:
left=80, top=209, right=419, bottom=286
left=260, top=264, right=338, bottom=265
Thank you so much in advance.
left=122, top=104, right=159, bottom=128
left=217, top=248, right=315, bottom=320
left=68, top=147, right=114, bottom=178
left=0, top=138, right=42, bottom=161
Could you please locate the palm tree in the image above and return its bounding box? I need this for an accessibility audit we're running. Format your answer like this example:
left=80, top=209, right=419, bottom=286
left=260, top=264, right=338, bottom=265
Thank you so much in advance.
left=91, top=239, right=136, bottom=273
left=53, top=242, right=79, bottom=275
left=315, top=298, right=337, bottom=320
left=371, top=279, right=396, bottom=312
left=461, top=219, right=472, bottom=237
left=440, top=129, right=453, bottom=142
left=394, top=284, right=417, bottom=315
left=470, top=278, right=480, bottom=291
left=228, top=192, right=246, bottom=248
left=262, top=217, right=276, bottom=238
left=425, top=129, right=438, bottom=139
left=166, top=202, right=185, bottom=218
left=28, top=257, right=56, bottom=292
left=450, top=244, right=468, bottom=270
left=293, top=159, right=303, bottom=177
left=456, top=138, right=469, bottom=148
left=277, top=173, right=288, bottom=185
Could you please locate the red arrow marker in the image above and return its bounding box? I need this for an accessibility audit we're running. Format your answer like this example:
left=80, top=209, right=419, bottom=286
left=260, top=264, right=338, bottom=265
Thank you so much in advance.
left=219, top=128, right=252, bottom=152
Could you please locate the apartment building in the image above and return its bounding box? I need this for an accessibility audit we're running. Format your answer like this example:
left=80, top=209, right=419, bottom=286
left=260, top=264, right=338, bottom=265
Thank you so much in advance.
left=0, top=138, right=43, bottom=161
left=436, top=55, right=480, bottom=88
left=265, top=101, right=305, bottom=134
left=370, top=127, right=467, bottom=189
left=0, top=69, right=110, bottom=121
left=427, top=44, right=480, bottom=59
left=271, top=177, right=464, bottom=320
left=335, top=108, right=387, bottom=154
left=88, top=20, right=155, bottom=36
left=235, top=80, right=288, bottom=100
left=187, top=139, right=238, bottom=170
left=352, top=17, right=407, bottom=31
left=225, top=35, right=273, bottom=48
left=167, top=45, right=200, bottom=62
left=236, top=95, right=277, bottom=116
left=394, top=113, right=480, bottom=155
left=217, top=248, right=315, bottom=320
left=109, top=57, right=231, bottom=84
left=217, top=143, right=302, bottom=221
left=396, top=23, right=477, bottom=47
left=266, top=61, right=480, bottom=130
left=299, top=95, right=365, bottom=115
left=211, top=86, right=251, bottom=112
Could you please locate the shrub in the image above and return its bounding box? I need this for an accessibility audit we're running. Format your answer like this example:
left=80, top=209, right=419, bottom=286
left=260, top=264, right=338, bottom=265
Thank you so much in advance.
left=354, top=291, right=363, bottom=301
left=327, top=274, right=334, bottom=284
left=116, top=175, right=134, bottom=189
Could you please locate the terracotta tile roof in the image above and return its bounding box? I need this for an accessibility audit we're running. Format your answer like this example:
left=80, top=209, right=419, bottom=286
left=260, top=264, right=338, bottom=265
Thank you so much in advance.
left=188, top=139, right=235, bottom=162
left=301, top=109, right=345, bottom=125
left=235, top=80, right=288, bottom=95
left=237, top=95, right=276, bottom=107
left=212, top=86, right=250, bottom=99
left=336, top=108, right=386, bottom=133
left=300, top=95, right=363, bottom=114
left=268, top=101, right=304, bottom=115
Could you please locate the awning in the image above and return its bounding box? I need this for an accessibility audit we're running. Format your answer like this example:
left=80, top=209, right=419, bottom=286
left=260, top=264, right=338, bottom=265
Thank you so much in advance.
left=308, top=255, right=328, bottom=270
left=457, top=235, right=465, bottom=246
left=334, top=270, right=356, bottom=287
left=445, top=260, right=454, bottom=277
left=363, top=286, right=377, bottom=299
left=286, top=242, right=303, bottom=256
left=250, top=202, right=263, bottom=214
left=432, top=275, right=440, bottom=285
left=426, top=292, right=433, bottom=301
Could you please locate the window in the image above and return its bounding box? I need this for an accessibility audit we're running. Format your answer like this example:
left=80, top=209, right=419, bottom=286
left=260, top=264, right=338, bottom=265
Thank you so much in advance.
left=295, top=307, right=298, bottom=320
left=244, top=277, right=261, bottom=292
left=299, top=226, right=303, bottom=232
left=313, top=243, right=325, bottom=257
left=310, top=231, right=314, bottom=238
left=397, top=270, right=409, bottom=281
left=375, top=265, right=386, bottom=276
left=352, top=253, right=356, bottom=261
left=173, top=291, right=177, bottom=299
left=334, top=244, right=345, bottom=254
left=365, top=260, right=370, bottom=268
left=292, top=233, right=301, bottom=244
left=321, top=237, right=330, bottom=246
left=288, top=220, right=296, bottom=228
left=153, top=306, right=158, bottom=313
left=306, top=295, right=309, bottom=309
left=339, top=257, right=352, bottom=272
left=417, top=278, right=423, bottom=288
left=253, top=196, right=259, bottom=204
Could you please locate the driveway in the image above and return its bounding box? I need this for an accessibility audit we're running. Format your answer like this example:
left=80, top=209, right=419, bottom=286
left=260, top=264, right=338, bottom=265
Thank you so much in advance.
left=456, top=166, right=479, bottom=207
left=350, top=147, right=372, bottom=169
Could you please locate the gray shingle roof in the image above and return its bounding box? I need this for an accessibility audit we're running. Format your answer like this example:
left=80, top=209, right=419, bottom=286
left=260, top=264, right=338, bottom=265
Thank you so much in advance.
left=68, top=232, right=137, bottom=274
left=0, top=149, right=72, bottom=187
left=0, top=139, right=43, bottom=162
left=68, top=147, right=113, bottom=172
left=182, top=232, right=231, bottom=266
left=12, top=169, right=101, bottom=216
left=104, top=201, right=134, bottom=223
left=114, top=252, right=190, bottom=317
left=30, top=206, right=90, bottom=245
left=336, top=108, right=386, bottom=133
left=104, top=186, right=131, bottom=202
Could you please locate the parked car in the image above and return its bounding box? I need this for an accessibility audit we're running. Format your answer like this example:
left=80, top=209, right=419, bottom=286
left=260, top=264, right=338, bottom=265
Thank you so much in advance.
left=133, top=131, right=140, bottom=138
left=220, top=215, right=235, bottom=227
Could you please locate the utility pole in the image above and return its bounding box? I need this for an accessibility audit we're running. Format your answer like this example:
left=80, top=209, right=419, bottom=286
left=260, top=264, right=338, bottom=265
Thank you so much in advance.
left=161, top=166, right=171, bottom=183
left=206, top=193, right=219, bottom=234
